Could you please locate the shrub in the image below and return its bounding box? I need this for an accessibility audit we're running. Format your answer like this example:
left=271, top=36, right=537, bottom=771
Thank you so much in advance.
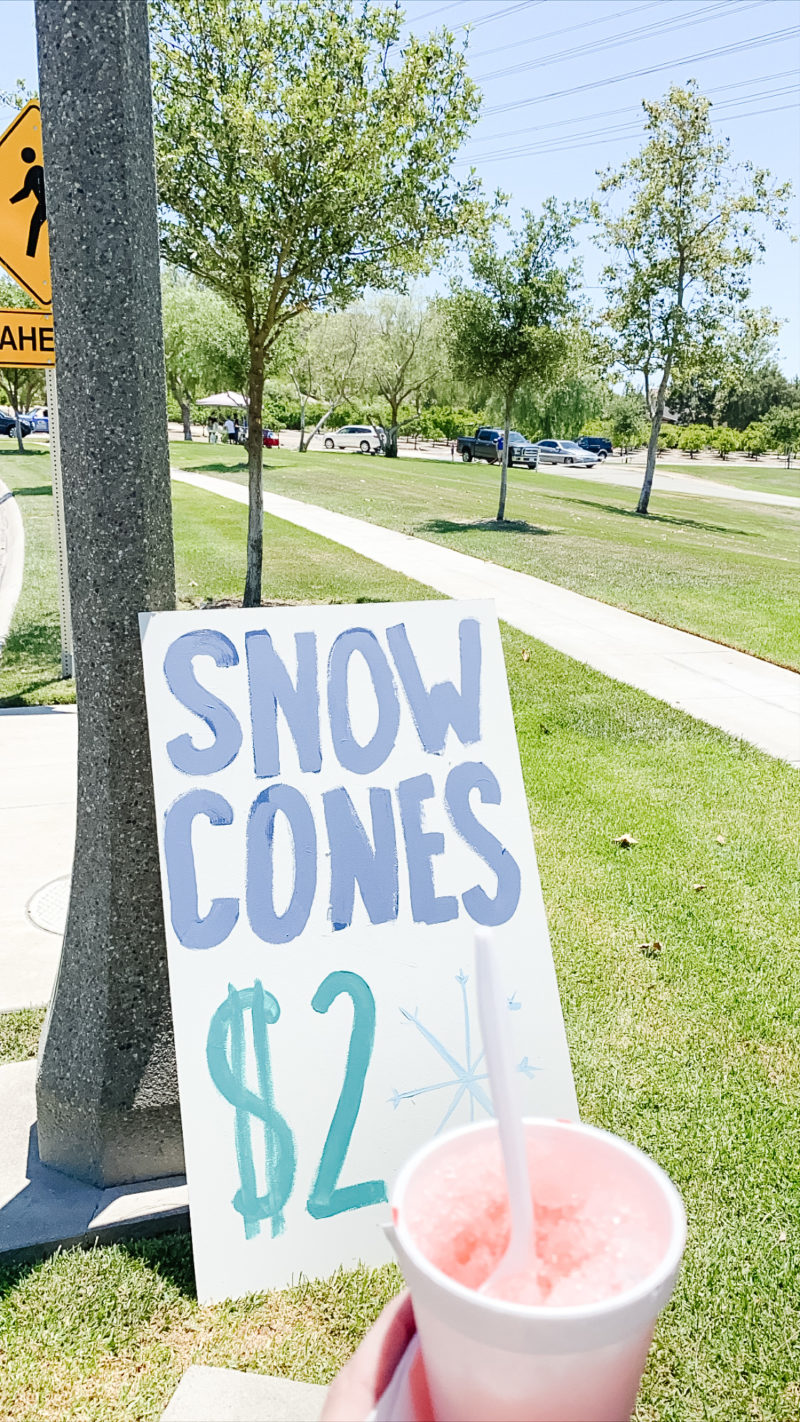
left=708, top=425, right=739, bottom=459
left=678, top=424, right=711, bottom=457
left=740, top=421, right=770, bottom=458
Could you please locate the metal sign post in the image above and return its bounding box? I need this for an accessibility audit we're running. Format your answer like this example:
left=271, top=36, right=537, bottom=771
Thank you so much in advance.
left=45, top=363, right=72, bottom=678
left=0, top=102, right=72, bottom=679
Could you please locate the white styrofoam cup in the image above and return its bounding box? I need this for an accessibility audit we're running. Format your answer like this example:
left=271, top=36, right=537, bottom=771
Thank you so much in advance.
left=387, top=1117, right=686, bottom=1422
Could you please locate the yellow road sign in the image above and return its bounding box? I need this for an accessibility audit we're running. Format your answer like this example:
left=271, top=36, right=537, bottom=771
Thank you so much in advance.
left=0, top=101, right=51, bottom=308
left=0, top=308, right=55, bottom=367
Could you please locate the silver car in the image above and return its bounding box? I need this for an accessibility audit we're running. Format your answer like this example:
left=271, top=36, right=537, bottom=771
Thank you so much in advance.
left=534, top=439, right=597, bottom=468
left=323, top=424, right=382, bottom=454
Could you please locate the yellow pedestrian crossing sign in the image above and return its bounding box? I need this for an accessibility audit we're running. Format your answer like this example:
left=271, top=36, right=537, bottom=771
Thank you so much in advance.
left=0, top=101, right=51, bottom=308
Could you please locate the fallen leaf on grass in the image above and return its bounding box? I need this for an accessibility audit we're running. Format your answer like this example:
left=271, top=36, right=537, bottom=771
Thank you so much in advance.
left=540, top=724, right=550, bottom=735
left=693, top=883, right=706, bottom=891
left=716, top=834, right=726, bottom=845
left=779, top=1230, right=787, bottom=1243
left=613, top=833, right=638, bottom=848
left=522, top=648, right=531, bottom=662
left=638, top=940, right=663, bottom=958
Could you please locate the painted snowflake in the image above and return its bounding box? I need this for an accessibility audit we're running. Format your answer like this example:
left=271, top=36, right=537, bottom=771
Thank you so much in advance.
left=390, top=969, right=541, bottom=1134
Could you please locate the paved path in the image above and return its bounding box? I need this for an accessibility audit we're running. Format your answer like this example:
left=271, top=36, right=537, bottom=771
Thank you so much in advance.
left=527, top=462, right=800, bottom=509
left=173, top=468, right=800, bottom=768
left=0, top=707, right=76, bottom=1012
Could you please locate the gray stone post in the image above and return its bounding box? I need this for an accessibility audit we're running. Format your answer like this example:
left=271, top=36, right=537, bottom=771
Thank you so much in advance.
left=34, top=0, right=184, bottom=1186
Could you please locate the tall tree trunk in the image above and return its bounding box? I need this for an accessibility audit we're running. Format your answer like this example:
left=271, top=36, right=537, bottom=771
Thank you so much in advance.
left=637, top=354, right=673, bottom=515
left=244, top=341, right=265, bottom=607
left=496, top=392, right=512, bottom=522
left=385, top=399, right=400, bottom=457
left=180, top=398, right=192, bottom=441
left=298, top=396, right=307, bottom=453
left=13, top=407, right=24, bottom=454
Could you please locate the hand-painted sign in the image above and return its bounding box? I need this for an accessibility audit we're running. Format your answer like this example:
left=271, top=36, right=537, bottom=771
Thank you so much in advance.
left=140, top=600, right=577, bottom=1303
left=0, top=307, right=54, bottom=367
left=0, top=102, right=51, bottom=308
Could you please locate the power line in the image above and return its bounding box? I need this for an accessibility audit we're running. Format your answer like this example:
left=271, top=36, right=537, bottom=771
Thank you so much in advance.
left=455, top=1, right=544, bottom=33
left=460, top=69, right=800, bottom=153
left=455, top=97, right=800, bottom=165
left=473, top=0, right=762, bottom=83
left=466, top=1, right=661, bottom=65
left=481, top=24, right=800, bottom=117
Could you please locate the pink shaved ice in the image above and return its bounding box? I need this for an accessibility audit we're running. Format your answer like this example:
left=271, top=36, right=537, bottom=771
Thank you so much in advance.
left=404, top=1130, right=664, bottom=1307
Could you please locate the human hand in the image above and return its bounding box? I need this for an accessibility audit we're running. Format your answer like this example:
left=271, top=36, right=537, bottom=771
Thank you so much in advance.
left=321, top=1291, right=421, bottom=1421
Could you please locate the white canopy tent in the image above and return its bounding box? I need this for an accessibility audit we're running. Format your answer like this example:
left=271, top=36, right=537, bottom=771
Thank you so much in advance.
left=196, top=391, right=248, bottom=409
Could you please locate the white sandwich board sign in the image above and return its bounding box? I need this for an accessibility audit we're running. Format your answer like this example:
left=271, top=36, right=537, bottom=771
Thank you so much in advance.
left=140, top=599, right=577, bottom=1303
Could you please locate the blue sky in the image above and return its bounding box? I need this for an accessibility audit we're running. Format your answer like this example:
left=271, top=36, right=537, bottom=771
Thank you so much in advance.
left=4, top=0, right=798, bottom=371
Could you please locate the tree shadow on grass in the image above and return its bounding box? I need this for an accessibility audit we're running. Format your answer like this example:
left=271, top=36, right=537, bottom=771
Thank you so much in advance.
left=555, top=496, right=751, bottom=536
left=177, top=460, right=248, bottom=475
left=122, top=1232, right=197, bottom=1299
left=418, top=517, right=553, bottom=537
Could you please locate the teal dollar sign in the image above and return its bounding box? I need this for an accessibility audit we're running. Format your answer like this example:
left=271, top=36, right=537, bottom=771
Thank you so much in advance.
left=206, top=981, right=296, bottom=1240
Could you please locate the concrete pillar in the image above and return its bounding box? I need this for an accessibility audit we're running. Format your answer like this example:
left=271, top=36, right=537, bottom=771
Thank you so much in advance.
left=34, top=0, right=184, bottom=1186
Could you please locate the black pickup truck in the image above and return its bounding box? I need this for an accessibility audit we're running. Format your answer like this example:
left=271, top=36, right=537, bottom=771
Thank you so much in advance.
left=456, top=426, right=539, bottom=468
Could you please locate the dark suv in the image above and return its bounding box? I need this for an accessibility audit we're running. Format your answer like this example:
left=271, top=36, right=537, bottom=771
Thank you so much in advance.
left=0, top=412, right=32, bottom=439
left=576, top=436, right=611, bottom=458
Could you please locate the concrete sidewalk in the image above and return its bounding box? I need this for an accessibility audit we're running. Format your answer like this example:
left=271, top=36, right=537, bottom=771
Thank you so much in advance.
left=173, top=469, right=800, bottom=769
left=0, top=706, right=76, bottom=1012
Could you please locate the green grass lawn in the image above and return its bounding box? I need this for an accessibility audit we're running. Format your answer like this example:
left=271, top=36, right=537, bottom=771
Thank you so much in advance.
left=170, top=442, right=800, bottom=670
left=0, top=449, right=75, bottom=706
left=659, top=462, right=800, bottom=499
left=0, top=465, right=797, bottom=1420
left=0, top=1008, right=46, bottom=1065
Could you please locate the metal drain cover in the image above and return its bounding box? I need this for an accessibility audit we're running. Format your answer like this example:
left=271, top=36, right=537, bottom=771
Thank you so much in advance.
left=27, top=876, right=70, bottom=935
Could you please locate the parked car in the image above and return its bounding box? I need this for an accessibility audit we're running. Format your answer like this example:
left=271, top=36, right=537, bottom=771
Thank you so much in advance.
left=534, top=439, right=597, bottom=468
left=0, top=412, right=32, bottom=439
left=262, top=428, right=279, bottom=448
left=576, top=435, right=611, bottom=458
left=26, top=405, right=49, bottom=434
left=456, top=427, right=539, bottom=467
left=323, top=424, right=382, bottom=454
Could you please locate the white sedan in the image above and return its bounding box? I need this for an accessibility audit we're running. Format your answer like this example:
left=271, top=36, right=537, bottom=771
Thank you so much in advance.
left=534, top=439, right=597, bottom=468
left=323, top=424, right=382, bottom=454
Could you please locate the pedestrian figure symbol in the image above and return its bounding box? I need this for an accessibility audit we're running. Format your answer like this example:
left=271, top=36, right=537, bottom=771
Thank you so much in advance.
left=0, top=99, right=52, bottom=305
left=10, top=146, right=46, bottom=259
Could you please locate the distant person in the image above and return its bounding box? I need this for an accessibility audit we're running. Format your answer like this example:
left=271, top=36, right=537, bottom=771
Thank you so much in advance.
left=233, top=416, right=241, bottom=445
left=224, top=415, right=235, bottom=443
left=207, top=416, right=218, bottom=443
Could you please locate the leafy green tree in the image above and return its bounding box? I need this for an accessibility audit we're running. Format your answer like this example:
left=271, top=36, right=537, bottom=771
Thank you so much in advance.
left=151, top=0, right=481, bottom=604
left=740, top=421, right=770, bottom=459
left=765, top=405, right=800, bottom=468
left=0, top=278, right=46, bottom=452
left=446, top=203, right=580, bottom=521
left=708, top=425, right=739, bottom=460
left=594, top=82, right=791, bottom=514
left=678, top=424, right=711, bottom=458
left=162, top=273, right=248, bottom=439
left=416, top=405, right=486, bottom=442
left=365, top=296, right=443, bottom=457
left=510, top=337, right=604, bottom=440
left=606, top=390, right=647, bottom=454
left=287, top=309, right=371, bottom=451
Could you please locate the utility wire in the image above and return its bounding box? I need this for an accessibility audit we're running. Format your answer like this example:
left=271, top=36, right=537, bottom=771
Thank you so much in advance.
left=466, top=1, right=661, bottom=65
left=455, top=98, right=800, bottom=164
left=473, top=0, right=762, bottom=82
left=460, top=70, right=800, bottom=155
left=481, top=24, right=800, bottom=116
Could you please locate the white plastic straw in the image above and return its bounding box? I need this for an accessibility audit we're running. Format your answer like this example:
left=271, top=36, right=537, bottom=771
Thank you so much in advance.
left=475, top=929, right=534, bottom=1290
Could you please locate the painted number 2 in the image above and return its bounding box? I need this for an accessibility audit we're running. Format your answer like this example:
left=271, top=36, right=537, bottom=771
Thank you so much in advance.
left=206, top=971, right=387, bottom=1240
